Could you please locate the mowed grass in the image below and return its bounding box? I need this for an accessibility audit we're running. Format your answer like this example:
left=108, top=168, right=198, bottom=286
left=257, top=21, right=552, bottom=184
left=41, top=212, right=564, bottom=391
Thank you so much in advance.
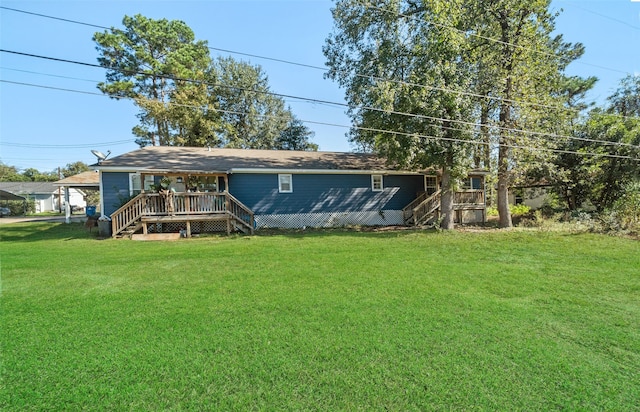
left=1, top=223, right=639, bottom=410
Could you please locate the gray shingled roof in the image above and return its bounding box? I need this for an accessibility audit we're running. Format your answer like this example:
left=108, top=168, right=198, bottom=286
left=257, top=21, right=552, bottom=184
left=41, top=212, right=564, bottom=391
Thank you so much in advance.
left=96, top=146, right=397, bottom=173
left=0, top=182, right=60, bottom=195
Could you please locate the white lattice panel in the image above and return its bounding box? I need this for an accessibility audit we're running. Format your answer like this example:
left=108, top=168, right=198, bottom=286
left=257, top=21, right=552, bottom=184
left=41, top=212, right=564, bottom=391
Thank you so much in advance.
left=255, top=210, right=403, bottom=229
left=146, top=220, right=231, bottom=234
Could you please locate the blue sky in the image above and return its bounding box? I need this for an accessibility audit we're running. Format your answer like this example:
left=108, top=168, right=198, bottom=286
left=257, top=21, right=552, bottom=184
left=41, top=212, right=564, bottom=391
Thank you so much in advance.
left=1, top=0, right=638, bottom=172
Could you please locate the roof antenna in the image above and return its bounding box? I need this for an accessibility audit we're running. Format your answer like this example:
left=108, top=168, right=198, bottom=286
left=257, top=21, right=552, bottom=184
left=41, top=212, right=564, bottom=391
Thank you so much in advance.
left=91, top=149, right=111, bottom=164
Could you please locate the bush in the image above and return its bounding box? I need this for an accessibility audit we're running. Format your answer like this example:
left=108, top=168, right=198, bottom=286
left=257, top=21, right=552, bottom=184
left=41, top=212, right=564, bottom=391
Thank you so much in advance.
left=486, top=204, right=531, bottom=217
left=510, top=204, right=531, bottom=216
left=611, top=181, right=640, bottom=232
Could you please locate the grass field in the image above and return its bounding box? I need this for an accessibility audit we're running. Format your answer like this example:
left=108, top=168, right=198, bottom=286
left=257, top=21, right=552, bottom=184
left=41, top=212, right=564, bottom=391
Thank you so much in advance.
left=1, top=222, right=639, bottom=410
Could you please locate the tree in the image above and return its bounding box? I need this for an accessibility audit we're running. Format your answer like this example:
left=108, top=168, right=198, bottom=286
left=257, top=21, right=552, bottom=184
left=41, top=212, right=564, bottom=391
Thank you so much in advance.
left=212, top=57, right=292, bottom=149
left=468, top=0, right=584, bottom=227
left=95, top=17, right=318, bottom=151
left=22, top=168, right=57, bottom=182
left=551, top=75, right=640, bottom=211
left=275, top=117, right=319, bottom=151
left=0, top=162, right=28, bottom=182
left=325, top=0, right=487, bottom=229
left=61, top=161, right=90, bottom=178
left=94, top=14, right=212, bottom=146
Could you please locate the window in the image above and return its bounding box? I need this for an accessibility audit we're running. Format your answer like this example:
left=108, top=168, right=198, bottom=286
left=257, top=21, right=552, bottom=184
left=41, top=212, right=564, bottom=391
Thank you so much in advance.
left=278, top=174, right=293, bottom=193
left=371, top=175, right=383, bottom=192
left=129, top=174, right=154, bottom=195
left=460, top=177, right=483, bottom=190
left=425, top=176, right=438, bottom=194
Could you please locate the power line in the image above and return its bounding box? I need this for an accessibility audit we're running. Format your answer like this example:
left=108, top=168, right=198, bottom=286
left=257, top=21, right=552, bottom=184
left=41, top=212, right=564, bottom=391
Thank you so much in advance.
left=1, top=4, right=635, bottom=120
left=0, top=6, right=107, bottom=29
left=1, top=138, right=133, bottom=149
left=559, top=1, right=640, bottom=31
left=0, top=66, right=99, bottom=83
left=358, top=0, right=632, bottom=75
left=2, top=50, right=638, bottom=151
left=2, top=78, right=638, bottom=162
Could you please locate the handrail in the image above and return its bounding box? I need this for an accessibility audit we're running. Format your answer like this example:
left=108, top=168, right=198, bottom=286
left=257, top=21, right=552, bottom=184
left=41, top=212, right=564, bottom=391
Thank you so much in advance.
left=454, top=190, right=484, bottom=205
left=412, top=189, right=442, bottom=225
left=111, top=193, right=148, bottom=237
left=402, top=191, right=429, bottom=221
left=226, top=192, right=255, bottom=234
left=110, top=191, right=254, bottom=237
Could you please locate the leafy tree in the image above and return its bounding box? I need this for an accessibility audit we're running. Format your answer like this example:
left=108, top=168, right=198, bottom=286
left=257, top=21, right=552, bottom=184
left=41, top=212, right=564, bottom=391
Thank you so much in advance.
left=94, top=14, right=212, bottom=146
left=551, top=75, right=640, bottom=211
left=22, top=168, right=58, bottom=182
left=0, top=163, right=29, bottom=182
left=61, top=161, right=90, bottom=178
left=275, top=117, right=318, bottom=151
left=325, top=0, right=502, bottom=229
left=212, top=57, right=292, bottom=149
left=95, top=17, right=317, bottom=151
left=468, top=0, right=583, bottom=227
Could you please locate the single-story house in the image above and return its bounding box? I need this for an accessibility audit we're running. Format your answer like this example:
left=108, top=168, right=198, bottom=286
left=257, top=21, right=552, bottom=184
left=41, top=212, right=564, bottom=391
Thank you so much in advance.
left=94, top=146, right=488, bottom=237
left=0, top=182, right=87, bottom=213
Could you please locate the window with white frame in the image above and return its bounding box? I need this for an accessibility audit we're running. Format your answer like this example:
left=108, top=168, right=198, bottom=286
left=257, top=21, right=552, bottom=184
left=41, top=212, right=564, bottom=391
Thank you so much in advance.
left=129, top=174, right=154, bottom=195
left=278, top=174, right=293, bottom=193
left=461, top=176, right=483, bottom=190
left=425, top=176, right=438, bottom=194
left=371, top=174, right=383, bottom=191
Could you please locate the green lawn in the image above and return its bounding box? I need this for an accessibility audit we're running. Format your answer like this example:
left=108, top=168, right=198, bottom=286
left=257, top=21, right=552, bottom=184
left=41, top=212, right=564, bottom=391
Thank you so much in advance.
left=1, top=222, right=639, bottom=410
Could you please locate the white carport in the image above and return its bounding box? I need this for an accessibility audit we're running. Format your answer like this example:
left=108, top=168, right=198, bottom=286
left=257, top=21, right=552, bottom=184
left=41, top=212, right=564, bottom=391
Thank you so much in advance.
left=55, top=171, right=100, bottom=224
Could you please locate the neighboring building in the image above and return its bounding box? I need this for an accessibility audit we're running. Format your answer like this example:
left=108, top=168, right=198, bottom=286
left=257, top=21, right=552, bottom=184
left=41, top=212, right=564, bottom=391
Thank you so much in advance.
left=95, top=146, right=488, bottom=237
left=0, top=182, right=86, bottom=213
left=509, top=184, right=552, bottom=210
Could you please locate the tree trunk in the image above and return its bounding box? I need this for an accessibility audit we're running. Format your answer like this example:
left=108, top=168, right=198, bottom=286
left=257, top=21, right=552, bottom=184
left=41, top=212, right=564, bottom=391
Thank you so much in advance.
left=440, top=167, right=455, bottom=230
left=497, top=85, right=513, bottom=228
left=497, top=143, right=512, bottom=228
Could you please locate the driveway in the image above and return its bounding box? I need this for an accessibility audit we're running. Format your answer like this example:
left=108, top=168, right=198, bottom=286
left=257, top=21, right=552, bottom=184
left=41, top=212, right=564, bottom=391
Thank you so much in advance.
left=0, top=215, right=87, bottom=224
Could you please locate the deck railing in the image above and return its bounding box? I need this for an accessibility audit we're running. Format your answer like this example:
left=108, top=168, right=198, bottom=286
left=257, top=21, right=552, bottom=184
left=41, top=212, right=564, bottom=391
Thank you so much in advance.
left=402, top=191, right=430, bottom=222
left=454, top=190, right=485, bottom=206
left=402, top=189, right=485, bottom=226
left=111, top=191, right=253, bottom=237
left=412, top=189, right=442, bottom=225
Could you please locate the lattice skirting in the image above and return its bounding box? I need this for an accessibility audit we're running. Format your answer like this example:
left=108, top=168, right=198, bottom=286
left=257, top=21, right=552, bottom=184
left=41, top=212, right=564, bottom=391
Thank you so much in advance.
left=255, top=210, right=404, bottom=229
left=146, top=220, right=230, bottom=234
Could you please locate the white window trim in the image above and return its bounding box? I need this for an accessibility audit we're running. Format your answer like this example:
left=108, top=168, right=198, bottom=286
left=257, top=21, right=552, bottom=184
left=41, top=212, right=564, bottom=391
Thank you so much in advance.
left=371, top=174, right=383, bottom=192
left=129, top=173, right=154, bottom=196
left=278, top=174, right=293, bottom=193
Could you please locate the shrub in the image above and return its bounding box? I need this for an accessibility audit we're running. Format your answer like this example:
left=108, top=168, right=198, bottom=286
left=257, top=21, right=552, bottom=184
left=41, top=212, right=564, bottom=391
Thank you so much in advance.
left=611, top=181, right=640, bottom=232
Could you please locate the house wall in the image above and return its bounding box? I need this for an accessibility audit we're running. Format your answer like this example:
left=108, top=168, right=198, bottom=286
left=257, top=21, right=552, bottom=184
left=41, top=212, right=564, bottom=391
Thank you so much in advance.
left=509, top=187, right=549, bottom=210
left=102, top=172, right=131, bottom=216
left=229, top=173, right=424, bottom=228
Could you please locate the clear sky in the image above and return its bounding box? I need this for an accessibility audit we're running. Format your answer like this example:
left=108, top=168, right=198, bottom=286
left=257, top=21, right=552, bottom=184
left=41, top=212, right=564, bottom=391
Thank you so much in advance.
left=1, top=0, right=638, bottom=172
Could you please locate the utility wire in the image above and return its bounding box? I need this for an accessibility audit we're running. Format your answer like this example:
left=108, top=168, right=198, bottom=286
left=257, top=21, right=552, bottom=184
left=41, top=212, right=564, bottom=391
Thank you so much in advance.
left=358, top=0, right=632, bottom=75
left=1, top=5, right=636, bottom=120
left=2, top=79, right=638, bottom=162
left=2, top=50, right=638, bottom=150
left=559, top=1, right=640, bottom=31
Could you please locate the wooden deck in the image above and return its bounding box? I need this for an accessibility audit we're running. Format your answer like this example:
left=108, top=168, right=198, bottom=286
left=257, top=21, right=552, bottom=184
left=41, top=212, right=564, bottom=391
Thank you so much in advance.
left=111, top=192, right=254, bottom=238
left=403, top=189, right=486, bottom=226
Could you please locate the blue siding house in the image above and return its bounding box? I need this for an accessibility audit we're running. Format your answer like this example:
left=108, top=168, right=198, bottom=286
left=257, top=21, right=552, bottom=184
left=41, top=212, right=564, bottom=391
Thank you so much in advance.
left=95, top=146, right=486, bottom=237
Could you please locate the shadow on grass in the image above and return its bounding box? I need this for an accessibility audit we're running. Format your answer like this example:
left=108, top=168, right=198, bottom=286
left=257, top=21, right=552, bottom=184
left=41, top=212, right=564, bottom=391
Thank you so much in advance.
left=0, top=222, right=105, bottom=243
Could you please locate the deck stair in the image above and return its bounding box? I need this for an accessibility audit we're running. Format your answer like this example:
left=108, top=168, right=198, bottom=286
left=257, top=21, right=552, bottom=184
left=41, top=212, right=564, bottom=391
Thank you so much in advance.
left=402, top=190, right=442, bottom=226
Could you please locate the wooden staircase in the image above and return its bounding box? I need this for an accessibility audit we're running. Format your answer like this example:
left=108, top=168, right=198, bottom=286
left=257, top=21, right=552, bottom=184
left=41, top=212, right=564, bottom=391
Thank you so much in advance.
left=402, top=190, right=442, bottom=226
left=110, top=191, right=254, bottom=238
